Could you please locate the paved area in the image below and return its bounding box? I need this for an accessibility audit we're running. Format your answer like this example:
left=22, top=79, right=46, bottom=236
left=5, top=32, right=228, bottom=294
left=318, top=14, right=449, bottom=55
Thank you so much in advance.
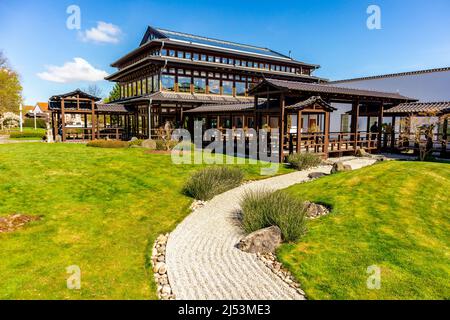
left=0, top=135, right=41, bottom=144
left=166, top=158, right=376, bottom=300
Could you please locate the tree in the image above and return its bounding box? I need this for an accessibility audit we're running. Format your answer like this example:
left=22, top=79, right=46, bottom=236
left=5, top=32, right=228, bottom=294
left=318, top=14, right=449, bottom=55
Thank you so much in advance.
left=0, top=51, right=22, bottom=114
left=83, top=84, right=103, bottom=98
left=104, top=83, right=121, bottom=103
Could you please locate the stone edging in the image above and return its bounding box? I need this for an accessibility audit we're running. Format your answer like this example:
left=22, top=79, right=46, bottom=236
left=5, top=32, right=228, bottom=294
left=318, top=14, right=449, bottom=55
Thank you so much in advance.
left=151, top=233, right=175, bottom=300
left=256, top=252, right=306, bottom=298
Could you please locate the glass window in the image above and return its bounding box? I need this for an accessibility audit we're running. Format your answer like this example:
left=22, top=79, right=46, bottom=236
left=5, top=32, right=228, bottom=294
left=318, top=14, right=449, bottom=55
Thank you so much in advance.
left=270, top=64, right=275, bottom=70
left=265, top=64, right=269, bottom=70
left=193, top=78, right=206, bottom=93
left=222, top=57, right=228, bottom=64
left=169, top=50, right=175, bottom=57
left=153, top=74, right=159, bottom=91
left=193, top=53, right=199, bottom=61
left=229, top=58, right=234, bottom=65
left=222, top=81, right=233, bottom=95
left=161, top=74, right=175, bottom=91
left=247, top=61, right=253, bottom=67
left=235, top=59, right=240, bottom=66
left=276, top=65, right=281, bottom=71
left=235, top=82, right=246, bottom=96
left=222, top=73, right=227, bottom=79
left=208, top=72, right=214, bottom=78
left=169, top=68, right=175, bottom=73
left=208, top=56, right=214, bottom=62
left=178, top=76, right=191, bottom=92
left=178, top=68, right=184, bottom=74
left=281, top=66, right=286, bottom=72
left=185, top=70, right=191, bottom=75
left=193, top=70, right=199, bottom=76
left=128, top=83, right=132, bottom=96
left=201, top=54, right=207, bottom=61
left=201, top=71, right=206, bottom=77
left=233, top=116, right=243, bottom=128
left=137, top=80, right=142, bottom=95
left=161, top=49, right=167, bottom=56
left=147, top=77, right=152, bottom=93
left=185, top=52, right=191, bottom=59
left=208, top=79, right=220, bottom=94
left=132, top=82, right=137, bottom=96
left=177, top=51, right=184, bottom=58
left=142, top=78, right=147, bottom=95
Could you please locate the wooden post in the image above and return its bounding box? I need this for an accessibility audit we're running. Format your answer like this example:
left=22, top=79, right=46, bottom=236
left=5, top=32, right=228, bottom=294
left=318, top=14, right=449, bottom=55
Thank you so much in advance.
left=91, top=100, right=95, bottom=140
left=351, top=100, right=359, bottom=151
left=61, top=98, right=66, bottom=141
left=52, top=112, right=57, bottom=141
left=324, top=111, right=330, bottom=156
left=378, top=102, right=384, bottom=151
left=441, top=117, right=448, bottom=157
left=279, top=93, right=285, bottom=163
left=254, top=96, right=259, bottom=131
left=296, top=110, right=302, bottom=153
left=391, top=116, right=396, bottom=150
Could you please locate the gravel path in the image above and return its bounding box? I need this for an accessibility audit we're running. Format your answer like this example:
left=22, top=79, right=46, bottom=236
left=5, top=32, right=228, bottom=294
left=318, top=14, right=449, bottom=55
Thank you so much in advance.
left=166, top=158, right=377, bottom=300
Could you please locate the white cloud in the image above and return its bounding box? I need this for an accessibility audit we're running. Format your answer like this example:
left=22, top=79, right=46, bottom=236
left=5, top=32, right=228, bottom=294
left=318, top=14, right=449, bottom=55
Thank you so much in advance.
left=80, top=21, right=122, bottom=44
left=37, top=58, right=109, bottom=83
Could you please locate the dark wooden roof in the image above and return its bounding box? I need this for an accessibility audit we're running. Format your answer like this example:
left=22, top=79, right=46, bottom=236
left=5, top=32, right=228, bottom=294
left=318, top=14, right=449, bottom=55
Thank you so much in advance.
left=285, top=96, right=337, bottom=112
left=330, top=67, right=450, bottom=84
left=250, top=78, right=416, bottom=102
left=96, top=104, right=133, bottom=113
left=184, top=103, right=255, bottom=113
left=385, top=101, right=450, bottom=115
left=49, top=89, right=101, bottom=102
left=114, top=91, right=253, bottom=105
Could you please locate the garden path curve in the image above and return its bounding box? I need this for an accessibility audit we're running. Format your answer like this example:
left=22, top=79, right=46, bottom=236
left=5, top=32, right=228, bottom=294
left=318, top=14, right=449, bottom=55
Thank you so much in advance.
left=166, top=158, right=376, bottom=300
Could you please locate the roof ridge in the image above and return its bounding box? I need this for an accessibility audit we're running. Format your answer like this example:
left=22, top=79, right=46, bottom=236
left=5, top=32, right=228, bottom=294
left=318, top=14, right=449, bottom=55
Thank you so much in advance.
left=330, top=67, right=450, bottom=83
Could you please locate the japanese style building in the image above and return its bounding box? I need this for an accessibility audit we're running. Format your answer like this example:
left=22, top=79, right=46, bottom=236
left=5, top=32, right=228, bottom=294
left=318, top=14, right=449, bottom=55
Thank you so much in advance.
left=49, top=25, right=449, bottom=159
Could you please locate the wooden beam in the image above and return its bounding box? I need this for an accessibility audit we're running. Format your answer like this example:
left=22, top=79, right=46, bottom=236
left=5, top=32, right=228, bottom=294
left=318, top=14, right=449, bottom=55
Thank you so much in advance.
left=391, top=116, right=396, bottom=150
left=351, top=100, right=360, bottom=150
left=91, top=100, right=95, bottom=140
left=324, top=111, right=330, bottom=156
left=296, top=110, right=302, bottom=153
left=378, top=102, right=384, bottom=151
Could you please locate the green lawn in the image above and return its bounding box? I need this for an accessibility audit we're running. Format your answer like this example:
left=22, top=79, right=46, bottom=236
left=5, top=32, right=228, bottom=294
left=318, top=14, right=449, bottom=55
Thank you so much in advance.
left=279, top=161, right=450, bottom=300
left=0, top=143, right=288, bottom=300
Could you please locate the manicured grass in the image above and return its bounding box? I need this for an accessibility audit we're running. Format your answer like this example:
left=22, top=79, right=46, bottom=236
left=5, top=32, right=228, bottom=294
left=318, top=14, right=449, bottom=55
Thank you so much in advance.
left=278, top=161, right=450, bottom=300
left=0, top=143, right=290, bottom=299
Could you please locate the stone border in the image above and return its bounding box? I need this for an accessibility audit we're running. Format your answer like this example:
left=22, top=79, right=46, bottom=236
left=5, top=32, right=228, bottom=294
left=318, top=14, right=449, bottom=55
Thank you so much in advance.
left=256, top=252, right=306, bottom=298
left=151, top=200, right=207, bottom=300
left=151, top=233, right=175, bottom=300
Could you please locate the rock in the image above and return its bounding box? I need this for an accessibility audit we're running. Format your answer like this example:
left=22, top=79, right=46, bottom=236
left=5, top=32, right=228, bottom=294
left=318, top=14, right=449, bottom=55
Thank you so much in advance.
left=157, top=255, right=165, bottom=262
left=161, top=285, right=172, bottom=295
left=142, top=139, right=157, bottom=150
left=303, top=201, right=330, bottom=219
left=331, top=161, right=352, bottom=174
left=237, top=226, right=282, bottom=254
left=55, top=134, right=62, bottom=143
left=157, top=245, right=166, bottom=254
left=355, top=148, right=368, bottom=157
left=308, top=172, right=327, bottom=179
left=158, top=263, right=167, bottom=275
left=130, top=137, right=138, bottom=142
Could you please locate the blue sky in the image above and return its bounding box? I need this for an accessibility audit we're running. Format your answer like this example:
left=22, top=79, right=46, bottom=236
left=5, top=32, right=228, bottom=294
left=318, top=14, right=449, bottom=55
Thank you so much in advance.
left=1, top=0, right=449, bottom=105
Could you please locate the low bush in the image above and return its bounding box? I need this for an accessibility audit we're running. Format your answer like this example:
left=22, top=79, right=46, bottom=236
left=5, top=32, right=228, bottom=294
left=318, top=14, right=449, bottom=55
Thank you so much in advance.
left=155, top=139, right=179, bottom=151
left=287, top=153, right=322, bottom=170
left=86, top=140, right=130, bottom=148
left=9, top=131, right=45, bottom=139
left=183, top=166, right=244, bottom=201
left=240, top=190, right=306, bottom=242
left=23, top=118, right=46, bottom=129
left=128, top=139, right=143, bottom=147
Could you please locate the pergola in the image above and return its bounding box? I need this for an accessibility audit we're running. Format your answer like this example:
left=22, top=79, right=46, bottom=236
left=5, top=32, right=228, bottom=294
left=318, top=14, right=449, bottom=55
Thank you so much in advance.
left=49, top=89, right=135, bottom=141
left=384, top=101, right=450, bottom=157
left=249, top=78, right=416, bottom=161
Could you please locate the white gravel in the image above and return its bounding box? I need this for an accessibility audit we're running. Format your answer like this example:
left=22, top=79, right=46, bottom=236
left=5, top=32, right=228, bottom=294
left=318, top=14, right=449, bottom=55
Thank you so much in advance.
left=166, top=158, right=377, bottom=300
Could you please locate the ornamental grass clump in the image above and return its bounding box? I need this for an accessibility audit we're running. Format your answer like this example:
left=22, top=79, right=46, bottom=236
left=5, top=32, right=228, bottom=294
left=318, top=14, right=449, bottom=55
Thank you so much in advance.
left=287, top=153, right=322, bottom=171
left=86, top=140, right=130, bottom=148
left=240, top=190, right=306, bottom=242
left=183, top=166, right=244, bottom=201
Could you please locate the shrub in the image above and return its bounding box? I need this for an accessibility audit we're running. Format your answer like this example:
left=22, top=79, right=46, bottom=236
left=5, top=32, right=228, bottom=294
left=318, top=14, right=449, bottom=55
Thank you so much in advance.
left=9, top=131, right=45, bottom=139
left=183, top=166, right=244, bottom=201
left=155, top=139, right=178, bottom=151
left=128, top=139, right=143, bottom=147
left=240, top=190, right=306, bottom=242
left=23, top=118, right=46, bottom=129
left=86, top=140, right=130, bottom=148
left=287, top=153, right=322, bottom=170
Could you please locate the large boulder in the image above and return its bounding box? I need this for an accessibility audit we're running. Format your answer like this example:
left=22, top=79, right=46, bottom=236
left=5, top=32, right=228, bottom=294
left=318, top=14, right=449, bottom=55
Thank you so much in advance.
left=331, top=161, right=352, bottom=174
left=355, top=148, right=368, bottom=157
left=308, top=172, right=327, bottom=180
left=237, top=226, right=282, bottom=254
left=141, top=139, right=157, bottom=150
left=303, top=201, right=330, bottom=219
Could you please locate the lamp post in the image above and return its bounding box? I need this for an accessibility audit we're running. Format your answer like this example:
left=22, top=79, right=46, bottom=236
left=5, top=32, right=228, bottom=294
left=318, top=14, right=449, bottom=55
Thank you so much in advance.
left=19, top=103, right=23, bottom=132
